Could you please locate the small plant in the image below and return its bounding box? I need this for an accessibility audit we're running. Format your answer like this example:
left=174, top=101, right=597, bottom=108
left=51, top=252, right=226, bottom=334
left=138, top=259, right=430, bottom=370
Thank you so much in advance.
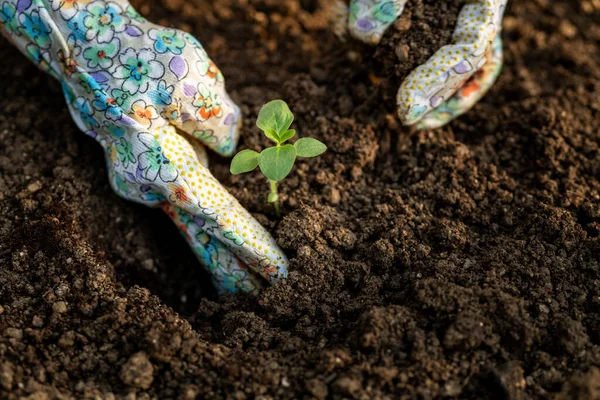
left=230, top=100, right=327, bottom=216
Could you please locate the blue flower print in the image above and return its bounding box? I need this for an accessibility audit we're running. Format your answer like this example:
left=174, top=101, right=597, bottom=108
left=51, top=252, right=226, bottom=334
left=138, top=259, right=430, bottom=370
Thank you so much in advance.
left=113, top=173, right=132, bottom=195
left=137, top=132, right=178, bottom=182
left=25, top=44, right=58, bottom=78
left=222, top=269, right=250, bottom=293
left=104, top=121, right=126, bottom=137
left=148, top=79, right=173, bottom=106
left=148, top=28, right=185, bottom=55
left=25, top=43, right=44, bottom=64
left=62, top=81, right=76, bottom=105
left=79, top=73, right=104, bottom=93
left=125, top=5, right=145, bottom=23
left=0, top=2, right=18, bottom=35
left=84, top=1, right=127, bottom=43
left=19, top=10, right=52, bottom=49
left=92, top=89, right=123, bottom=120
left=110, top=87, right=134, bottom=110
left=113, top=47, right=165, bottom=94
left=372, top=2, right=399, bottom=24
left=192, top=234, right=218, bottom=270
left=73, top=97, right=100, bottom=130
left=140, top=185, right=165, bottom=203
left=66, top=11, right=88, bottom=43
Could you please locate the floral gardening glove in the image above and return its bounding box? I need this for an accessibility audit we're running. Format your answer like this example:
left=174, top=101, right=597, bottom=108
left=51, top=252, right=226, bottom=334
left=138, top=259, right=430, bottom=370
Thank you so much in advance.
left=0, top=0, right=289, bottom=294
left=333, top=0, right=507, bottom=129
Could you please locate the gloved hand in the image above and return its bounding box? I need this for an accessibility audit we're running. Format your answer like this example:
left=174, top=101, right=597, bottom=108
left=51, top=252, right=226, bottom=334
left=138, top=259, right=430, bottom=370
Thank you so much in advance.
left=0, top=0, right=288, bottom=294
left=334, top=0, right=507, bottom=129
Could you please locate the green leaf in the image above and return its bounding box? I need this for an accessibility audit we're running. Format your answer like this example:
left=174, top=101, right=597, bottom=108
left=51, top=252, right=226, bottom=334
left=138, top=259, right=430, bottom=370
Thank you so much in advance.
left=258, top=145, right=297, bottom=182
left=294, top=138, right=327, bottom=158
left=279, top=129, right=296, bottom=144
left=263, top=128, right=280, bottom=145
left=230, top=149, right=260, bottom=174
left=256, top=100, right=294, bottom=139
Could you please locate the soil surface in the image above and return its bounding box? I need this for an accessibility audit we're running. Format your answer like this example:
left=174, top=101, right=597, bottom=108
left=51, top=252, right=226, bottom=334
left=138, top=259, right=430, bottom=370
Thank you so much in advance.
left=1, top=0, right=600, bottom=398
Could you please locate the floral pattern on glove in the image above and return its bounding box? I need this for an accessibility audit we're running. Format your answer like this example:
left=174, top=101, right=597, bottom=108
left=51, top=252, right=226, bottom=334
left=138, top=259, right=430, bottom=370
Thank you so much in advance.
left=0, top=0, right=289, bottom=294
left=335, top=0, right=507, bottom=129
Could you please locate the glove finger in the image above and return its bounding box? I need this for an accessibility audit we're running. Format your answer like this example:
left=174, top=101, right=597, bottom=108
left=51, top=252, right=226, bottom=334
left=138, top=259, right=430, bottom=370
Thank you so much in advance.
left=150, top=124, right=289, bottom=285
left=161, top=144, right=263, bottom=294
left=162, top=202, right=266, bottom=295
left=397, top=0, right=507, bottom=126
left=347, top=0, right=408, bottom=45
left=417, top=35, right=503, bottom=130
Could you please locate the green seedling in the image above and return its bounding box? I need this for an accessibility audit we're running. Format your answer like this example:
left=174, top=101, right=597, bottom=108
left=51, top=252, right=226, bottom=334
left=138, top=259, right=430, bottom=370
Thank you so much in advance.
left=230, top=100, right=327, bottom=216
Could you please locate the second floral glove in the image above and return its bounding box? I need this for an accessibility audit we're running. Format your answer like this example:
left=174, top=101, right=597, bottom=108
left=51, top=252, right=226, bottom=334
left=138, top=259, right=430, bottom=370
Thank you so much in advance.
left=334, top=0, right=507, bottom=129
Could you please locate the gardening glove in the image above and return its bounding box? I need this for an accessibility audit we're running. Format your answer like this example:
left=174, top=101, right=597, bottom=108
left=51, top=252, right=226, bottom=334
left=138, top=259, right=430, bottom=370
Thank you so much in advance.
left=333, top=0, right=507, bottom=129
left=0, top=0, right=289, bottom=294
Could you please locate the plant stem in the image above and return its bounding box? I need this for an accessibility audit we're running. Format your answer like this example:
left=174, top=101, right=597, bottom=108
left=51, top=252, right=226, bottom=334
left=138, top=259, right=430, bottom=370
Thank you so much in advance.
left=269, top=179, right=280, bottom=217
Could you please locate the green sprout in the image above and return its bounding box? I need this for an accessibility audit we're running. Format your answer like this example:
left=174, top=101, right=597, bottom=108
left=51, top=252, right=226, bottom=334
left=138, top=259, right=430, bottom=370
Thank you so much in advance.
left=230, top=100, right=327, bottom=216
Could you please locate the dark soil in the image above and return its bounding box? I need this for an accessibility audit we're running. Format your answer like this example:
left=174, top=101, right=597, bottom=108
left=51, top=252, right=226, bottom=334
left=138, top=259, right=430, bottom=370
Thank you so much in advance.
left=1, top=0, right=600, bottom=398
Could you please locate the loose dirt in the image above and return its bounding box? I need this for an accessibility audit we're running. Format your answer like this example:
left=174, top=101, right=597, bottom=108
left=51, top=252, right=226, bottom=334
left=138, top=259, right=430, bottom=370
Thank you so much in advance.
left=1, top=0, right=599, bottom=398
